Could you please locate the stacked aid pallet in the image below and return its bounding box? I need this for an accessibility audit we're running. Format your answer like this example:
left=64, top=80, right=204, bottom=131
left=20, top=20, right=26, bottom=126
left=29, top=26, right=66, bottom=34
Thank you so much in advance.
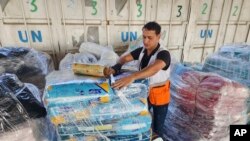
left=43, top=70, right=151, bottom=141
left=202, top=44, right=250, bottom=124
left=202, top=44, right=250, bottom=88
left=163, top=63, right=249, bottom=141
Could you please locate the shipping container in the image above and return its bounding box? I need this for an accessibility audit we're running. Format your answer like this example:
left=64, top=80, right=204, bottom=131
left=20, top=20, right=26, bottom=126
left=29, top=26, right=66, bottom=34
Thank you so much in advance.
left=0, top=0, right=250, bottom=65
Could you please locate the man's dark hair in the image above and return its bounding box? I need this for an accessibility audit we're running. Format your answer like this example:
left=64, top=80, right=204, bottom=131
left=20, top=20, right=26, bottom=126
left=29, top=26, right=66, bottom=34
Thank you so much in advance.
left=142, top=21, right=161, bottom=35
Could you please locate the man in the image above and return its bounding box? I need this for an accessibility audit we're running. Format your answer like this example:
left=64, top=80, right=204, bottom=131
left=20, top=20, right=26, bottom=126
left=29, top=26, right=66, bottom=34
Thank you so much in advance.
left=104, top=21, right=171, bottom=140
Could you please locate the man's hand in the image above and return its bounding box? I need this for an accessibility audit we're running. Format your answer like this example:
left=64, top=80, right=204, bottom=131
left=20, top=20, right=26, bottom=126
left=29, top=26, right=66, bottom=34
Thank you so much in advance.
left=103, top=67, right=116, bottom=77
left=111, top=75, right=135, bottom=89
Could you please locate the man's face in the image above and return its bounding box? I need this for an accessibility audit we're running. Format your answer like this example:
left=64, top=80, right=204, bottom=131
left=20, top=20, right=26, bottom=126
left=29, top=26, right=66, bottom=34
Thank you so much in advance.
left=142, top=29, right=160, bottom=50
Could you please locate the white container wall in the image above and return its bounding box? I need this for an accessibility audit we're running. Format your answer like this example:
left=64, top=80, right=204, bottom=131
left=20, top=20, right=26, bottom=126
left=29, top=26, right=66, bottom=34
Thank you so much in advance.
left=0, top=24, right=55, bottom=52
left=57, top=0, right=106, bottom=23
left=149, top=0, right=190, bottom=61
left=149, top=0, right=190, bottom=23
left=223, top=0, right=250, bottom=44
left=183, top=0, right=225, bottom=63
left=2, top=0, right=51, bottom=22
left=183, top=0, right=250, bottom=63
left=0, top=0, right=59, bottom=64
left=162, top=23, right=187, bottom=61
left=62, top=24, right=107, bottom=53
left=56, top=0, right=107, bottom=58
left=107, top=24, right=143, bottom=53
left=107, top=0, right=150, bottom=24
left=0, top=0, right=250, bottom=65
left=107, top=23, right=186, bottom=61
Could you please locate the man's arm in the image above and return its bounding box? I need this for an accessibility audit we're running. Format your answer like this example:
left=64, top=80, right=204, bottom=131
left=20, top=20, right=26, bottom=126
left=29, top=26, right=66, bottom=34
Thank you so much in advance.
left=104, top=53, right=134, bottom=77
left=112, top=59, right=166, bottom=89
left=118, top=53, right=134, bottom=65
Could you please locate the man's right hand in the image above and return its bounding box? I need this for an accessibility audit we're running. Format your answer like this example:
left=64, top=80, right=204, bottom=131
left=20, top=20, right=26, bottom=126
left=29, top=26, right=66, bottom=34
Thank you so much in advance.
left=103, top=67, right=116, bottom=77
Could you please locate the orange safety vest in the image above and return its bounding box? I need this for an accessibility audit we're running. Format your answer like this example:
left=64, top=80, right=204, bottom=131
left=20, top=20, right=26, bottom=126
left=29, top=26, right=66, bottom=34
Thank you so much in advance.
left=149, top=80, right=171, bottom=106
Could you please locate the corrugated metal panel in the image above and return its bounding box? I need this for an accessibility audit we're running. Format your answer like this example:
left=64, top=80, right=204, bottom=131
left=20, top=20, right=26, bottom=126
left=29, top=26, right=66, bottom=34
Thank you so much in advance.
left=107, top=0, right=150, bottom=24
left=224, top=24, right=249, bottom=43
left=0, top=24, right=53, bottom=52
left=107, top=24, right=143, bottom=53
left=0, top=0, right=59, bottom=65
left=150, top=0, right=190, bottom=61
left=150, top=0, right=190, bottom=22
left=62, top=24, right=107, bottom=53
left=57, top=0, right=106, bottom=24
left=2, top=0, right=55, bottom=24
left=56, top=0, right=108, bottom=59
left=0, top=6, right=2, bottom=47
left=160, top=23, right=187, bottom=61
left=223, top=0, right=250, bottom=44
left=107, top=23, right=185, bottom=61
left=247, top=23, right=250, bottom=44
left=184, top=0, right=227, bottom=63
left=0, top=0, right=57, bottom=50
left=0, top=2, right=2, bottom=18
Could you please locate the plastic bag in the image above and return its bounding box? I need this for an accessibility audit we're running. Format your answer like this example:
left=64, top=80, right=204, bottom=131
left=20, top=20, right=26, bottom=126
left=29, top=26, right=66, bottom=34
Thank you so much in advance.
left=0, top=47, right=54, bottom=91
left=0, top=73, right=47, bottom=119
left=59, top=52, right=97, bottom=70
left=79, top=42, right=119, bottom=66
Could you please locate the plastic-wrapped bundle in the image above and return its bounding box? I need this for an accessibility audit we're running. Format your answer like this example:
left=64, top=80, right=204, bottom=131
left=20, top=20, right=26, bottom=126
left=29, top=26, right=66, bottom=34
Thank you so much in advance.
left=0, top=118, right=57, bottom=141
left=48, top=98, right=148, bottom=125
left=79, top=42, right=119, bottom=67
left=202, top=44, right=250, bottom=124
left=57, top=115, right=151, bottom=137
left=45, top=72, right=149, bottom=124
left=113, top=71, right=149, bottom=85
left=0, top=47, right=54, bottom=91
left=0, top=121, right=36, bottom=141
left=202, top=44, right=250, bottom=88
left=163, top=63, right=249, bottom=141
left=45, top=70, right=107, bottom=86
left=0, top=83, right=29, bottom=133
left=217, top=44, right=250, bottom=61
left=59, top=52, right=97, bottom=70
left=44, top=70, right=151, bottom=140
left=0, top=74, right=53, bottom=141
left=44, top=70, right=113, bottom=110
left=45, top=71, right=148, bottom=107
left=0, top=74, right=46, bottom=119
left=59, top=129, right=151, bottom=141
